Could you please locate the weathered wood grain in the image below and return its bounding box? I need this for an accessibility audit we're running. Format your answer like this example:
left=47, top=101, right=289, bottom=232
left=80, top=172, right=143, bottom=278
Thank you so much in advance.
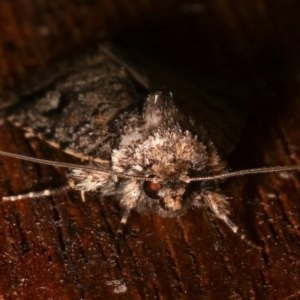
left=1, top=1, right=300, bottom=299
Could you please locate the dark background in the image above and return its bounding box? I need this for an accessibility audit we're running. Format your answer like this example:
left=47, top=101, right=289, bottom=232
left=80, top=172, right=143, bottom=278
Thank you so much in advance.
left=0, top=1, right=300, bottom=299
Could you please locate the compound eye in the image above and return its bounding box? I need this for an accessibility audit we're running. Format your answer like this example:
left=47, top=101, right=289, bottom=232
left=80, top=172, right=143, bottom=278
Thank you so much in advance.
left=143, top=181, right=161, bottom=199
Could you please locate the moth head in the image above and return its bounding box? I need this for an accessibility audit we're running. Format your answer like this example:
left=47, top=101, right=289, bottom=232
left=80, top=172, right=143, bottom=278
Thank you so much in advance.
left=111, top=92, right=225, bottom=215
left=142, top=180, right=184, bottom=214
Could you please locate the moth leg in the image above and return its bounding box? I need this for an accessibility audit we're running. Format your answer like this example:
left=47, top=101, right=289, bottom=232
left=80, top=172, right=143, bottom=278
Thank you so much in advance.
left=203, top=191, right=261, bottom=250
left=117, top=206, right=132, bottom=235
left=117, top=183, right=142, bottom=235
left=2, top=186, right=70, bottom=202
left=80, top=190, right=86, bottom=202
left=204, top=191, right=239, bottom=234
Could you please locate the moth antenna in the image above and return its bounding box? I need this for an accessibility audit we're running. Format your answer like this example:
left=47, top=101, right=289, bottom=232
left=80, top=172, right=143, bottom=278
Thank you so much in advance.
left=0, top=150, right=149, bottom=181
left=186, top=166, right=300, bottom=182
left=2, top=186, right=71, bottom=202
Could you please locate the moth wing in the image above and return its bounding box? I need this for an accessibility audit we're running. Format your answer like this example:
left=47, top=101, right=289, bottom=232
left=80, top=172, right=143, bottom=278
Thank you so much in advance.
left=4, top=45, right=147, bottom=163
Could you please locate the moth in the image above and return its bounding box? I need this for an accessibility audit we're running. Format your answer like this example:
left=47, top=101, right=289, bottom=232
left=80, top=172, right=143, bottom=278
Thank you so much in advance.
left=0, top=44, right=299, bottom=243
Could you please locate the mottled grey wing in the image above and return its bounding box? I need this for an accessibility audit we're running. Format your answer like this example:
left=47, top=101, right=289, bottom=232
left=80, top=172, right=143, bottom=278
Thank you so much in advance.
left=5, top=46, right=145, bottom=163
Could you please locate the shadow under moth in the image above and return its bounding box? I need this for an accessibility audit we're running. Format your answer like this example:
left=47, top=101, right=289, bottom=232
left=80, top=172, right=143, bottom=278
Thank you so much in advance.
left=0, top=44, right=299, bottom=246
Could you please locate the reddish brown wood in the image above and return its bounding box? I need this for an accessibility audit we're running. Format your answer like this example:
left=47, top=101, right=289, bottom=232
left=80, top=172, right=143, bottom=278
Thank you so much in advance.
left=1, top=1, right=300, bottom=299
left=0, top=0, right=179, bottom=90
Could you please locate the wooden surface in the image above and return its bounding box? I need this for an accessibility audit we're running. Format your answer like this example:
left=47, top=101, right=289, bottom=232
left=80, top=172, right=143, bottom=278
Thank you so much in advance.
left=1, top=1, right=300, bottom=299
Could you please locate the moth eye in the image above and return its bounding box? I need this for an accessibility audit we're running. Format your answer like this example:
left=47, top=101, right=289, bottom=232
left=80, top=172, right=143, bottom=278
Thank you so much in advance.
left=143, top=181, right=161, bottom=199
